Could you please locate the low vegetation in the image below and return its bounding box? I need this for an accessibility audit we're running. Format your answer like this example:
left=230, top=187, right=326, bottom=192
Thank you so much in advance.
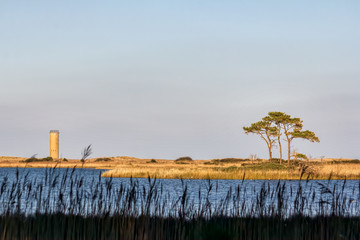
left=94, top=157, right=112, bottom=162
left=210, top=158, right=249, bottom=164
left=175, top=156, right=193, bottom=164
left=1, top=156, right=360, bottom=180
left=102, top=158, right=360, bottom=180
left=23, top=156, right=53, bottom=163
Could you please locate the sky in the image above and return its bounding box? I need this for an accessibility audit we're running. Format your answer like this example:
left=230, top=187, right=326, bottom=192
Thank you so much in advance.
left=0, top=1, right=359, bottom=160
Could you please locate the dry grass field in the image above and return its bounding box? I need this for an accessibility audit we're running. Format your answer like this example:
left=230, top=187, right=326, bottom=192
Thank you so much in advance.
left=101, top=158, right=360, bottom=180
left=1, top=156, right=360, bottom=180
left=0, top=156, right=138, bottom=169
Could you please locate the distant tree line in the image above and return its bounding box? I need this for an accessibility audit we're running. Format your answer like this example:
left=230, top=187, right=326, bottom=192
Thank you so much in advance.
left=243, top=112, right=319, bottom=164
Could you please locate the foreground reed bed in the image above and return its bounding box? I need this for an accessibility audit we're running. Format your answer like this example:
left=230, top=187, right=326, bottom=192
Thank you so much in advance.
left=0, top=167, right=360, bottom=239
left=2, top=214, right=359, bottom=239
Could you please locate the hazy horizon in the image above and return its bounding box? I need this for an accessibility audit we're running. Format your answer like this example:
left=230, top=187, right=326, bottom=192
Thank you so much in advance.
left=1, top=1, right=359, bottom=159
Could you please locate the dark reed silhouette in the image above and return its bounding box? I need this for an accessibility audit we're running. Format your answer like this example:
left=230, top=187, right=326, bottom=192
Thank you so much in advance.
left=0, top=168, right=359, bottom=239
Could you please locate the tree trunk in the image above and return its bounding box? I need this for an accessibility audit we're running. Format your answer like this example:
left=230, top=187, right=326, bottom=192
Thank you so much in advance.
left=266, top=141, right=272, bottom=160
left=287, top=139, right=291, bottom=165
left=278, top=136, right=282, bottom=164
left=268, top=146, right=272, bottom=160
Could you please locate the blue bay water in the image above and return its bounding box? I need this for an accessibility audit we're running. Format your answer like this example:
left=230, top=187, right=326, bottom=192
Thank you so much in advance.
left=0, top=168, right=359, bottom=217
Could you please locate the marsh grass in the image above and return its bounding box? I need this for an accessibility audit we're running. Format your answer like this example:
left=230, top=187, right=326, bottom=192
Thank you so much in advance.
left=2, top=156, right=360, bottom=180
left=243, top=162, right=291, bottom=171
left=1, top=168, right=360, bottom=239
left=103, top=159, right=360, bottom=180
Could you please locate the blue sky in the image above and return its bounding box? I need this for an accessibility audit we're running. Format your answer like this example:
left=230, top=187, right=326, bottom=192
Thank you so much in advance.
left=0, top=1, right=359, bottom=159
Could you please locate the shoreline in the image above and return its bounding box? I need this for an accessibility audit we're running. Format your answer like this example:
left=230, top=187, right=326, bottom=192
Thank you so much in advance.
left=1, top=156, right=359, bottom=180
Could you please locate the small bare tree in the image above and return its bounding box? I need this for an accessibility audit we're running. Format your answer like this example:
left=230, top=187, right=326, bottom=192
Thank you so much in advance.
left=249, top=154, right=258, bottom=161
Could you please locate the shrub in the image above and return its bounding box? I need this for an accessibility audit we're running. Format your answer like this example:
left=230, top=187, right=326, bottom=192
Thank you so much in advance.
left=175, top=157, right=193, bottom=164
left=175, top=156, right=192, bottom=161
left=95, top=158, right=112, bottom=162
left=332, top=159, right=360, bottom=164
left=24, top=157, right=53, bottom=163
left=212, top=158, right=248, bottom=163
left=204, top=161, right=219, bottom=165
left=42, top=157, right=53, bottom=161
left=294, top=153, right=308, bottom=160
left=63, top=158, right=68, bottom=162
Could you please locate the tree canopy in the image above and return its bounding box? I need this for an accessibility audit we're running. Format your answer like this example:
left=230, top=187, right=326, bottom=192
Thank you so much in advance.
left=243, top=112, right=319, bottom=163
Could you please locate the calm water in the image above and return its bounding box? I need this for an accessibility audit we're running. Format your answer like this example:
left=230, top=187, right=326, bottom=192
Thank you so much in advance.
left=0, top=167, right=359, bottom=217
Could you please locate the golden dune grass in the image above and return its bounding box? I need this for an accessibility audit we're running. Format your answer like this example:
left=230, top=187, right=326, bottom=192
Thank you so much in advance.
left=0, top=156, right=143, bottom=169
left=101, top=159, right=360, bottom=180
left=1, top=156, right=360, bottom=180
left=101, top=167, right=297, bottom=180
left=311, top=163, right=360, bottom=179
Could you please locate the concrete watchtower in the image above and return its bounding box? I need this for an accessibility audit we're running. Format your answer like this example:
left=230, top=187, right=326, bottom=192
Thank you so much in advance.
left=50, top=130, right=59, bottom=159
